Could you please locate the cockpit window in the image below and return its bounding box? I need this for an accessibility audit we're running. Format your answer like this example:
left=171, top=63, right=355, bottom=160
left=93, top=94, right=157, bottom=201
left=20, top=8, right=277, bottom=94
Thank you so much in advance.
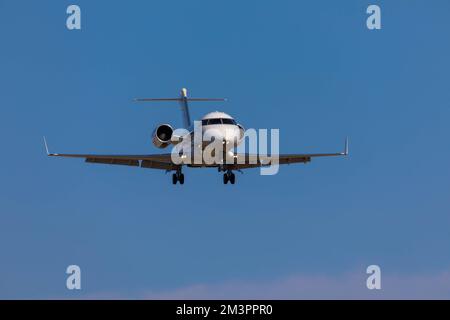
left=221, top=118, right=236, bottom=125
left=208, top=118, right=222, bottom=125
left=202, top=118, right=236, bottom=126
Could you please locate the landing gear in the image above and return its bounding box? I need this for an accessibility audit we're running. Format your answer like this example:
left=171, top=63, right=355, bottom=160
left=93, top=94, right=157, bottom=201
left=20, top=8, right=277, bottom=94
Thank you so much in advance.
left=229, top=173, right=235, bottom=184
left=172, top=168, right=184, bottom=185
left=223, top=170, right=236, bottom=185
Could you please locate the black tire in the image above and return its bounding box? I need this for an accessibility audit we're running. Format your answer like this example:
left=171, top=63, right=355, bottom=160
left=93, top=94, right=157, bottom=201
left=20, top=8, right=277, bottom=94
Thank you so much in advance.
left=230, top=173, right=236, bottom=184
left=223, top=173, right=228, bottom=184
left=179, top=173, right=185, bottom=185
left=172, top=173, right=177, bottom=185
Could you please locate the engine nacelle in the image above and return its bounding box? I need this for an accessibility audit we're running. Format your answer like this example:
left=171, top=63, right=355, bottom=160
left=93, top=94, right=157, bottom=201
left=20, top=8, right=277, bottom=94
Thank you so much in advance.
left=152, top=124, right=173, bottom=148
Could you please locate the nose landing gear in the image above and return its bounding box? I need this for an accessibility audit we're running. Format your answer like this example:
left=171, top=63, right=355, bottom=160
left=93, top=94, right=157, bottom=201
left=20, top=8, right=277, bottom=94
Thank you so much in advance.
left=223, top=170, right=236, bottom=185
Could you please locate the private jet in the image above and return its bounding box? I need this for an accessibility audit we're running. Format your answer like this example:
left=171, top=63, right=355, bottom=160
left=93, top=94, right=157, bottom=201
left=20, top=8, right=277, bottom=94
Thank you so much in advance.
left=44, top=88, right=348, bottom=184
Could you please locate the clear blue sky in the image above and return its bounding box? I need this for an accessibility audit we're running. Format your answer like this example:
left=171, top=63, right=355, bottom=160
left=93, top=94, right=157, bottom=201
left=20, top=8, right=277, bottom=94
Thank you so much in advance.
left=1, top=0, right=450, bottom=299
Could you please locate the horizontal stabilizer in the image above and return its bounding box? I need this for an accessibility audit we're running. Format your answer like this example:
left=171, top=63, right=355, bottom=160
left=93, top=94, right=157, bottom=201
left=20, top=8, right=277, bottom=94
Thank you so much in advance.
left=134, top=98, right=227, bottom=102
left=134, top=88, right=226, bottom=128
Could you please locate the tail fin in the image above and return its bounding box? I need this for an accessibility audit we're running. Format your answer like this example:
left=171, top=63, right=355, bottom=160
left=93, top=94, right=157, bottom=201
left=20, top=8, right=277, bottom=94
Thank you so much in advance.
left=134, top=88, right=227, bottom=128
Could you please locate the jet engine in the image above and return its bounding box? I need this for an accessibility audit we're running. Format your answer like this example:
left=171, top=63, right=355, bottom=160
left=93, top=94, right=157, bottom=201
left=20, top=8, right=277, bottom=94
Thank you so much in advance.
left=152, top=124, right=173, bottom=148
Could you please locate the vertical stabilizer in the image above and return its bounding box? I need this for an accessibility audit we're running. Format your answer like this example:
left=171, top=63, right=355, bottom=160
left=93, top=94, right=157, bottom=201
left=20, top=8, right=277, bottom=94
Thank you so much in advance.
left=179, top=88, right=191, bottom=129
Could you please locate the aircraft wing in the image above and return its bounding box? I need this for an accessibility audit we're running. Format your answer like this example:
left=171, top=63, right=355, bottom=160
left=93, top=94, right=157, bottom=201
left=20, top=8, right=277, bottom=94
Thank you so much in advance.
left=44, top=138, right=177, bottom=170
left=228, top=138, right=349, bottom=170
left=48, top=152, right=177, bottom=170
left=44, top=137, right=348, bottom=170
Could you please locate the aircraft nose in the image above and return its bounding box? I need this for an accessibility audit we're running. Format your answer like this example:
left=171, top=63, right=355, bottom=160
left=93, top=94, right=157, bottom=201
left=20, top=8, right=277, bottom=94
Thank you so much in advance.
left=203, top=129, right=224, bottom=142
left=203, top=127, right=241, bottom=147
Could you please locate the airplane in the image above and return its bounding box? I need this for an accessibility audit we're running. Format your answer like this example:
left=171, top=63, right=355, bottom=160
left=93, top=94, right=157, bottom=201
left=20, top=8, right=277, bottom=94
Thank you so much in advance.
left=44, top=88, right=348, bottom=185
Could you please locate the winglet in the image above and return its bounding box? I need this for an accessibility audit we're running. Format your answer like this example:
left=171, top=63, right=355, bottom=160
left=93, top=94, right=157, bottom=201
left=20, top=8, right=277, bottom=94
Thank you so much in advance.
left=343, top=137, right=349, bottom=156
left=43, top=136, right=50, bottom=155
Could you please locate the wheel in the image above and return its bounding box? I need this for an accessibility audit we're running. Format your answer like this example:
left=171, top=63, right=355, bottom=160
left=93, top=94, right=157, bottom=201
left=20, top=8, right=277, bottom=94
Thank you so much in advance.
left=223, top=173, right=228, bottom=184
left=179, top=173, right=185, bottom=185
left=229, top=173, right=235, bottom=184
left=172, top=173, right=178, bottom=184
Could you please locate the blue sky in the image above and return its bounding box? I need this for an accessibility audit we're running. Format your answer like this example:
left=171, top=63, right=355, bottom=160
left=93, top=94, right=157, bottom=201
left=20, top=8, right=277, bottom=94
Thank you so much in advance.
left=1, top=0, right=450, bottom=299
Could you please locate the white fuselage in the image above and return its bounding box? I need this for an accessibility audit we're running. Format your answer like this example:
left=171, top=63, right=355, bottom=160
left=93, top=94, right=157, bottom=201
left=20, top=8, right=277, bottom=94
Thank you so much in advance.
left=192, top=111, right=244, bottom=151
left=170, top=111, right=244, bottom=166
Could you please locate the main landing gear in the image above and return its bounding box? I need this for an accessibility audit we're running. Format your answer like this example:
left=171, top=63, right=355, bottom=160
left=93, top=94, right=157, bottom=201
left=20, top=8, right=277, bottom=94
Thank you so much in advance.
left=172, top=168, right=184, bottom=185
left=223, top=170, right=236, bottom=185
